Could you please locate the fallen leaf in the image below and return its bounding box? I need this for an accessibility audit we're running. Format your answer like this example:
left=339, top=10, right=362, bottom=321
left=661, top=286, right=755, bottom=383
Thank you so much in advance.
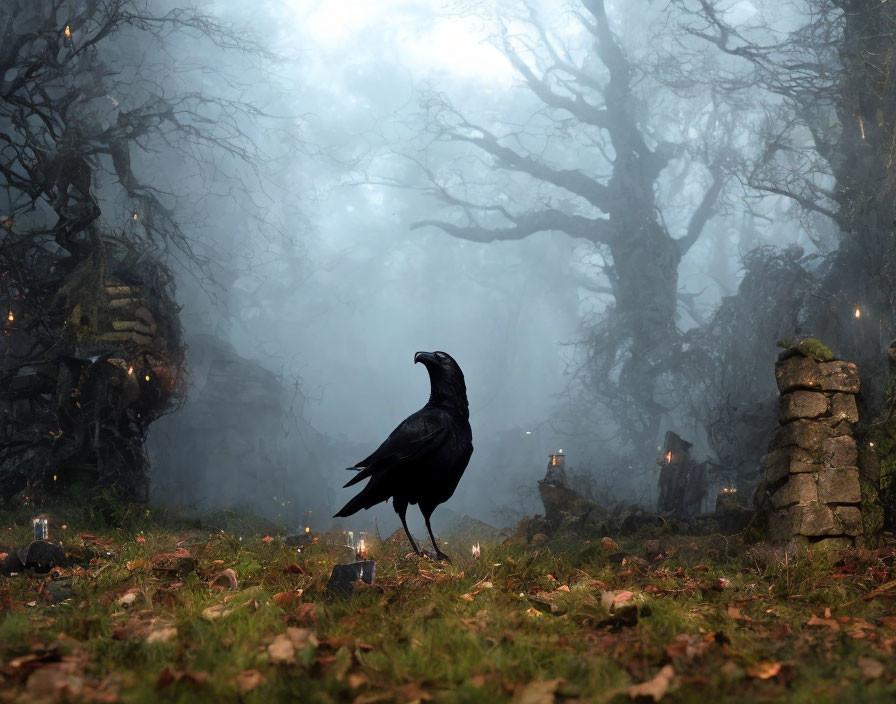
left=628, top=664, right=674, bottom=701
left=136, top=536, right=146, bottom=544
left=601, top=537, right=618, bottom=551
left=273, top=589, right=303, bottom=607
left=459, top=593, right=475, bottom=602
left=201, top=603, right=234, bottom=621
left=746, top=661, right=781, bottom=680
left=513, top=678, right=564, bottom=704
left=286, top=626, right=318, bottom=649
left=210, top=568, right=239, bottom=591
left=285, top=563, right=304, bottom=574
left=268, top=633, right=295, bottom=664
left=146, top=626, right=177, bottom=644
left=858, top=656, right=885, bottom=680
left=262, top=536, right=274, bottom=543
left=234, top=669, right=266, bottom=693
left=347, top=672, right=369, bottom=689
left=807, top=614, right=840, bottom=631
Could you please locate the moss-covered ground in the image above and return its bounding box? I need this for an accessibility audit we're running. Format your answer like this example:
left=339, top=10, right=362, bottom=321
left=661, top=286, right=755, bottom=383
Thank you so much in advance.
left=1, top=507, right=896, bottom=703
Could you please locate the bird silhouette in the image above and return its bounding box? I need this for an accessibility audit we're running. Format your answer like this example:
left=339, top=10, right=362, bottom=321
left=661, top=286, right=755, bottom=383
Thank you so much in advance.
left=334, top=350, right=473, bottom=561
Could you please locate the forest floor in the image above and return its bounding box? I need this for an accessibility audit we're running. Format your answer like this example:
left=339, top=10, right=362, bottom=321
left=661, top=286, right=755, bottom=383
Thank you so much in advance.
left=1, top=507, right=896, bottom=703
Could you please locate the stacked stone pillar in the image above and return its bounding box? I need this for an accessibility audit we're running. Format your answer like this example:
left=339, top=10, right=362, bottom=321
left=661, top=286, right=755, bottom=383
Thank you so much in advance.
left=761, top=348, right=863, bottom=544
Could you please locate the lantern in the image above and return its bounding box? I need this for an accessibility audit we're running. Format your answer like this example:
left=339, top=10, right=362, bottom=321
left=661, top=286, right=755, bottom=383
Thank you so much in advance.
left=549, top=449, right=565, bottom=468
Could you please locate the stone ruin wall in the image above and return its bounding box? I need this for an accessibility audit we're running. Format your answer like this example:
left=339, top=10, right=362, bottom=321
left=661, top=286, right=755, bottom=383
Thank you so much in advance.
left=760, top=350, right=864, bottom=545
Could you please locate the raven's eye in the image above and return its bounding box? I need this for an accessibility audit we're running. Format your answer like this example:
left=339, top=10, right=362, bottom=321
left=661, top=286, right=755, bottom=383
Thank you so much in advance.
left=435, top=352, right=446, bottom=359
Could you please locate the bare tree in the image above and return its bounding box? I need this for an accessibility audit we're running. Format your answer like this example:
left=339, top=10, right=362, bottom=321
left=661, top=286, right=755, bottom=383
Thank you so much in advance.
left=0, top=1, right=273, bottom=504
left=410, top=0, right=729, bottom=454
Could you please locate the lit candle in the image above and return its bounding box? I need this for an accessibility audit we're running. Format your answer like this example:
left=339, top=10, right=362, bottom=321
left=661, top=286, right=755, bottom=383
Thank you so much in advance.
left=471, top=542, right=481, bottom=559
left=356, top=539, right=367, bottom=560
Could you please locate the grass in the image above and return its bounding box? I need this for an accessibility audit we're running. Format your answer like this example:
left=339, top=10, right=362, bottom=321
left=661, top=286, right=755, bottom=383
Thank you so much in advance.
left=1, top=506, right=896, bottom=702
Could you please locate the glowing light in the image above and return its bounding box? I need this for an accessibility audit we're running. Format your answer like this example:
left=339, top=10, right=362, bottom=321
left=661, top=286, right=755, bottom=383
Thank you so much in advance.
left=132, top=211, right=139, bottom=221
left=304, top=526, right=310, bottom=534
left=665, top=451, right=673, bottom=464
left=6, top=312, right=12, bottom=322
left=471, top=542, right=481, bottom=559
left=870, top=442, right=875, bottom=448
left=53, top=474, right=57, bottom=482
left=144, top=374, right=150, bottom=381
left=525, top=431, right=532, bottom=435
left=64, top=25, right=71, bottom=38
left=854, top=305, right=862, bottom=319
left=127, top=365, right=134, bottom=375
left=356, top=539, right=368, bottom=559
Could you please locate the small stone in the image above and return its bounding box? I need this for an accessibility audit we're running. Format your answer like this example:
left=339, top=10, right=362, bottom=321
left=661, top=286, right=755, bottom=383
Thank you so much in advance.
left=762, top=447, right=822, bottom=485
left=817, top=361, right=860, bottom=393
left=771, top=474, right=818, bottom=509
left=829, top=393, right=859, bottom=424
left=772, top=420, right=832, bottom=451
left=817, top=467, right=861, bottom=504
left=821, top=436, right=857, bottom=469
left=779, top=391, right=829, bottom=421
left=791, top=502, right=836, bottom=536
left=832, top=506, right=863, bottom=536
left=775, top=356, right=822, bottom=393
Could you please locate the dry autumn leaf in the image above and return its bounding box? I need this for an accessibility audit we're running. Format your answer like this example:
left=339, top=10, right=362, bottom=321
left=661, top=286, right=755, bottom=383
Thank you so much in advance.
left=235, top=669, right=266, bottom=693
left=746, top=661, right=781, bottom=680
left=513, top=678, right=564, bottom=704
left=857, top=656, right=885, bottom=680
left=628, top=664, right=674, bottom=701
left=806, top=614, right=840, bottom=631
left=268, top=633, right=296, bottom=664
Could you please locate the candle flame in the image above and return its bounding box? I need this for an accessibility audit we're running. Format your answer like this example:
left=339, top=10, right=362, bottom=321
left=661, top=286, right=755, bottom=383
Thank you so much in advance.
left=64, top=25, right=71, bottom=38
left=133, top=211, right=139, bottom=221
left=472, top=542, right=481, bottom=559
left=855, top=305, right=861, bottom=319
left=127, top=365, right=134, bottom=375
left=304, top=526, right=310, bottom=534
left=6, top=312, right=12, bottom=322
left=356, top=538, right=367, bottom=559
left=665, top=451, right=672, bottom=464
left=144, top=374, right=150, bottom=381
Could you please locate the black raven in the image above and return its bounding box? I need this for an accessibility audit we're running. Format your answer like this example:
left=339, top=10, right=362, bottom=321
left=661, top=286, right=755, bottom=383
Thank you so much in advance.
left=333, top=350, right=473, bottom=561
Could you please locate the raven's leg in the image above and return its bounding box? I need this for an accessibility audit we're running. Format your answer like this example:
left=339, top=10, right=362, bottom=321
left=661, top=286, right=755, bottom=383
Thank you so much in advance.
left=421, top=504, right=450, bottom=563
left=393, top=496, right=422, bottom=556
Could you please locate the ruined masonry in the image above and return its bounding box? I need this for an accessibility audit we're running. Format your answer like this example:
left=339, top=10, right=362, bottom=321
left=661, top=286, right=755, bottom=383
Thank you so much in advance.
left=761, top=348, right=863, bottom=544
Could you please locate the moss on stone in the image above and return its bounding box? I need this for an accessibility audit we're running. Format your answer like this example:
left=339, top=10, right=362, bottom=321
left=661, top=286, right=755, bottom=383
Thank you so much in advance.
left=794, top=338, right=835, bottom=362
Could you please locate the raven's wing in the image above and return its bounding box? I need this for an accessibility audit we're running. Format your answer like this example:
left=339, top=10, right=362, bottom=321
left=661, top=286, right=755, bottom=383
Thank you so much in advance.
left=343, top=407, right=449, bottom=488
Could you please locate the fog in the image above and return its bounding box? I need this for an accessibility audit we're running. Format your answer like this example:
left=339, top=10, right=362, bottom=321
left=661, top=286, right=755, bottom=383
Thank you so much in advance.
left=141, top=0, right=823, bottom=535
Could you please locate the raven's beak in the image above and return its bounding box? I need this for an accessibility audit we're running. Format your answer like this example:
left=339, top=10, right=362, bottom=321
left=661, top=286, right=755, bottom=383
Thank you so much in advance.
left=414, top=351, right=436, bottom=365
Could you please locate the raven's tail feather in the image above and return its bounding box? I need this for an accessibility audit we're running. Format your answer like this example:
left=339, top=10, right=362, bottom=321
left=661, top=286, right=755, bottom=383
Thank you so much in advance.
left=333, top=478, right=389, bottom=518
left=343, top=464, right=376, bottom=488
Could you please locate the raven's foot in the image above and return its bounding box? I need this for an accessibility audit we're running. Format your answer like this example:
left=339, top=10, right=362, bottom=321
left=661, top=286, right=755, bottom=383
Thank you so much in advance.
left=433, top=550, right=451, bottom=563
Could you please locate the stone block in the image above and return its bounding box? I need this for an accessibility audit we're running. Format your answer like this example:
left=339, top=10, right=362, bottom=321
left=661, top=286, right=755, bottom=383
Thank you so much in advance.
left=817, top=361, right=860, bottom=393
left=779, top=391, right=829, bottom=422
left=771, top=474, right=818, bottom=509
left=761, top=447, right=822, bottom=485
left=791, top=502, right=835, bottom=536
left=829, top=393, right=859, bottom=424
left=832, top=506, right=863, bottom=536
left=772, top=420, right=832, bottom=451
left=821, top=435, right=857, bottom=469
left=817, top=467, right=861, bottom=504
left=775, top=356, right=821, bottom=393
